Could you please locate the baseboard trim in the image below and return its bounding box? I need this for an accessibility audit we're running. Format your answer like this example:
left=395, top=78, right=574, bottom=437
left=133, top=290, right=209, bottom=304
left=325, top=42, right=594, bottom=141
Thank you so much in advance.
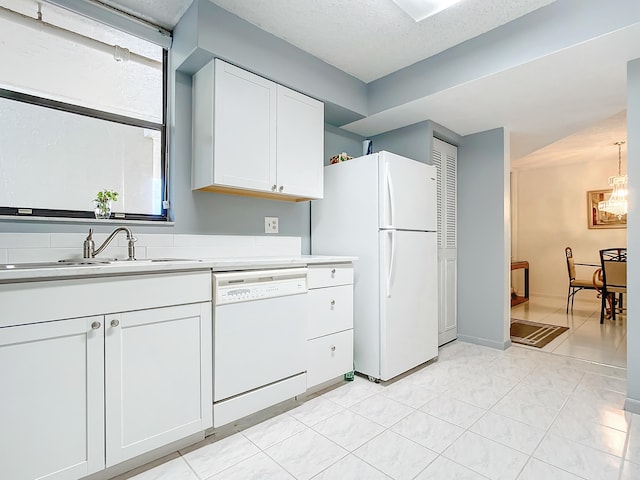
left=457, top=334, right=511, bottom=350
left=625, top=397, right=640, bottom=414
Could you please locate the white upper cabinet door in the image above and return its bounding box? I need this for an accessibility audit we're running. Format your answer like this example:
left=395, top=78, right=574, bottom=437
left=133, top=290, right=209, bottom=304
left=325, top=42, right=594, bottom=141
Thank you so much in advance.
left=212, top=59, right=277, bottom=192
left=0, top=316, right=105, bottom=480
left=105, top=303, right=212, bottom=467
left=275, top=85, right=324, bottom=199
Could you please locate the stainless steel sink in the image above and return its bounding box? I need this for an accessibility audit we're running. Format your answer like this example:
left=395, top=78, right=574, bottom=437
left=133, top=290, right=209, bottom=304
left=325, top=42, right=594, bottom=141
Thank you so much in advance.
left=0, top=260, right=111, bottom=270
left=0, top=258, right=202, bottom=271
left=99, top=258, right=203, bottom=264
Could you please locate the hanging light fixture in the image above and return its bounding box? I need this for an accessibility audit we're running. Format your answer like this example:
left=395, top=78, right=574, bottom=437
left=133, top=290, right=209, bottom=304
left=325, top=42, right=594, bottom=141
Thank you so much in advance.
left=598, top=141, right=628, bottom=219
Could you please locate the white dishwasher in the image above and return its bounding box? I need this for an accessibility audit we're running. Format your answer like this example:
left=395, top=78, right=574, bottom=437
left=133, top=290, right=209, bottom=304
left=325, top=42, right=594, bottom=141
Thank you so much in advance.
left=212, top=267, right=308, bottom=428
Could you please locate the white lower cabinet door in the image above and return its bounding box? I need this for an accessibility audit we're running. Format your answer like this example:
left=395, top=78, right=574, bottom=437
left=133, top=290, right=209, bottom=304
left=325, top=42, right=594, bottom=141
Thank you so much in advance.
left=105, top=302, right=212, bottom=467
left=0, top=316, right=105, bottom=480
left=307, top=330, right=353, bottom=388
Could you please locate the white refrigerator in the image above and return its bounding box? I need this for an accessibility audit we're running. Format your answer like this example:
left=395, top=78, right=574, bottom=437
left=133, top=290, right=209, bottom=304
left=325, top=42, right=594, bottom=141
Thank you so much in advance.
left=312, top=151, right=438, bottom=381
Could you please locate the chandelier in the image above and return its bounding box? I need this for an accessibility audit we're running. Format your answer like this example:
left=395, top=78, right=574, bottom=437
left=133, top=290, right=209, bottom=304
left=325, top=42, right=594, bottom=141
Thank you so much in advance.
left=598, top=141, right=628, bottom=219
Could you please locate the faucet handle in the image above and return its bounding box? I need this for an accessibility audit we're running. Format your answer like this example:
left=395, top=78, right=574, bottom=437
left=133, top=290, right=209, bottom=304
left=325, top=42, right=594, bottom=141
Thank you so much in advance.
left=83, top=228, right=95, bottom=258
left=127, top=233, right=137, bottom=260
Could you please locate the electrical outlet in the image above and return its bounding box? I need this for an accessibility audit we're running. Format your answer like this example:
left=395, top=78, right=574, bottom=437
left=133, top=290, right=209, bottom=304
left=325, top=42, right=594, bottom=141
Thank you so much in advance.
left=265, top=216, right=279, bottom=234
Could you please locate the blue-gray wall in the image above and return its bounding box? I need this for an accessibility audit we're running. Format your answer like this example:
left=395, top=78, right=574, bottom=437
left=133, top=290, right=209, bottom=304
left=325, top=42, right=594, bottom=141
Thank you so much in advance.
left=371, top=120, right=462, bottom=165
left=372, top=122, right=430, bottom=163
left=324, top=125, right=364, bottom=165
left=457, top=128, right=510, bottom=349
left=625, top=58, right=640, bottom=413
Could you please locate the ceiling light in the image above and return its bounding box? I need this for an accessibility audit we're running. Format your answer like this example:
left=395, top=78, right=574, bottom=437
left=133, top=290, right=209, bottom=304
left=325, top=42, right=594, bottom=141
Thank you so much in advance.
left=391, top=0, right=462, bottom=22
left=598, top=141, right=628, bottom=220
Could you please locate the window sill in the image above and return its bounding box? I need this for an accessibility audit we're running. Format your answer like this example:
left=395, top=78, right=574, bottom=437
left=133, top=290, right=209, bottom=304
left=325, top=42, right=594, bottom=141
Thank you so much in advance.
left=0, top=215, right=175, bottom=227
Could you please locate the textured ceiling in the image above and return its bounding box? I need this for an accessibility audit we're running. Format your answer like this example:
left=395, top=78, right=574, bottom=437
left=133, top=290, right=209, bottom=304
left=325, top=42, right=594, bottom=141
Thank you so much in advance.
left=209, top=0, right=556, bottom=82
left=512, top=111, right=628, bottom=170
left=97, top=0, right=629, bottom=167
left=99, top=0, right=191, bottom=30
left=98, top=0, right=556, bottom=81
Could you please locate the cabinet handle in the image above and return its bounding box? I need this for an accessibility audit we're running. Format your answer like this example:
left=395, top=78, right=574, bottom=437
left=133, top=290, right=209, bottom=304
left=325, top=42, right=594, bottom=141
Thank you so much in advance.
left=330, top=300, right=336, bottom=307
left=110, top=319, right=120, bottom=328
left=331, top=268, right=336, bottom=276
left=91, top=321, right=101, bottom=330
left=331, top=345, right=336, bottom=352
left=279, top=185, right=284, bottom=192
left=272, top=185, right=277, bottom=192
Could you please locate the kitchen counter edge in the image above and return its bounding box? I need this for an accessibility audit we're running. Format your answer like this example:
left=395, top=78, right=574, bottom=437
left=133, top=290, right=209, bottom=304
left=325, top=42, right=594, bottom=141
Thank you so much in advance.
left=0, top=255, right=358, bottom=284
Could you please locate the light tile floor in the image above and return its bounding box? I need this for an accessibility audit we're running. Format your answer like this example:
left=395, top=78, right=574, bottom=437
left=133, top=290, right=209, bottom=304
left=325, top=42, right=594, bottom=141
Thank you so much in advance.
left=511, top=294, right=627, bottom=368
left=119, top=339, right=636, bottom=480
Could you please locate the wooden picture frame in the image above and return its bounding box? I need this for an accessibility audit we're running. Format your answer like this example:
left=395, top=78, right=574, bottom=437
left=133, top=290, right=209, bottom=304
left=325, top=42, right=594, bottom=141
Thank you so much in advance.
left=587, top=189, right=627, bottom=229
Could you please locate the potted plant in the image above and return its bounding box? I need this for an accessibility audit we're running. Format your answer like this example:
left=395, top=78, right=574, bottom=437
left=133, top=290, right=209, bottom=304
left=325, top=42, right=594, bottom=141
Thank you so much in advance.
left=94, top=189, right=118, bottom=219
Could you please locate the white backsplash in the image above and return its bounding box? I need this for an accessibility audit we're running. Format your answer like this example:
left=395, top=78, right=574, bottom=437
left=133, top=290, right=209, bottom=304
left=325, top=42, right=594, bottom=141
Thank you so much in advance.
left=0, top=233, right=302, bottom=264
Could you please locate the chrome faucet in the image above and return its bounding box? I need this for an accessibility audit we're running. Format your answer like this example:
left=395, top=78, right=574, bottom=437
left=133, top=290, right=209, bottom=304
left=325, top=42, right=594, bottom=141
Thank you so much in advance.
left=83, top=227, right=137, bottom=260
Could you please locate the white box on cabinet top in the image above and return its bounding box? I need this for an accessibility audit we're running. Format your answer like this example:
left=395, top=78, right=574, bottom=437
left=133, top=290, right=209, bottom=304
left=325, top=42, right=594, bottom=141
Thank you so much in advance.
left=192, top=58, right=324, bottom=201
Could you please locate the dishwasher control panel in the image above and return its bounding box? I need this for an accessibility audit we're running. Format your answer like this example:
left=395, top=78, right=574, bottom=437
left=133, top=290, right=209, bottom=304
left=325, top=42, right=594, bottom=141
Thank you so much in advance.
left=213, top=268, right=308, bottom=305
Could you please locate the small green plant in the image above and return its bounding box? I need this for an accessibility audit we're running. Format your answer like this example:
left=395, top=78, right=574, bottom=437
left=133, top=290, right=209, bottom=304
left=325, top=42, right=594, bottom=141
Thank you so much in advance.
left=94, top=189, right=118, bottom=219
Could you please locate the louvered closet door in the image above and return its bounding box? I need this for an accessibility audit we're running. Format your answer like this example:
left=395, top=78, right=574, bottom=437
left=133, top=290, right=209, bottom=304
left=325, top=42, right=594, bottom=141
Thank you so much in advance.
left=433, top=138, right=458, bottom=346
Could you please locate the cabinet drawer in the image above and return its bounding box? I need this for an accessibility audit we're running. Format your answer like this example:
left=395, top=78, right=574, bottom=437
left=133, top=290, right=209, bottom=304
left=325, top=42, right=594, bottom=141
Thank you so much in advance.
left=308, top=264, right=353, bottom=289
left=307, top=330, right=353, bottom=389
left=0, top=271, right=212, bottom=327
left=307, top=285, right=353, bottom=339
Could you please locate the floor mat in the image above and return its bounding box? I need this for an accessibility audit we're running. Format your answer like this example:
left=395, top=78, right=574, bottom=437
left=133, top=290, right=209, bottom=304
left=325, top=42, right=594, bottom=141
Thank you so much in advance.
left=510, top=319, right=569, bottom=348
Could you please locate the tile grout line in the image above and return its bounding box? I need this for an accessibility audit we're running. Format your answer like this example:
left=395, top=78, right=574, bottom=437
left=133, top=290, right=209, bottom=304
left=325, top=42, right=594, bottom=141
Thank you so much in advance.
left=618, top=413, right=634, bottom=480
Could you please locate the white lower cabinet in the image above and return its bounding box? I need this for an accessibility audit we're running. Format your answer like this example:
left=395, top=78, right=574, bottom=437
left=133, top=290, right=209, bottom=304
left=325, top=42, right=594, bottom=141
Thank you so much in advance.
left=0, top=272, right=212, bottom=480
left=307, top=330, right=354, bottom=388
left=1, top=316, right=105, bottom=480
left=105, top=303, right=212, bottom=467
left=306, top=264, right=354, bottom=389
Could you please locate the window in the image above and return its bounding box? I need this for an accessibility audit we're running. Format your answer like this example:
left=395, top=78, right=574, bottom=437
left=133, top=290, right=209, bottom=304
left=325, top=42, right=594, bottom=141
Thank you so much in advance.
left=0, top=0, right=168, bottom=221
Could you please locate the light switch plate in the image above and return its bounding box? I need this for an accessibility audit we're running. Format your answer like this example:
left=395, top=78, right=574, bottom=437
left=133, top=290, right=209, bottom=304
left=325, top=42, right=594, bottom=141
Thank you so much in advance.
left=265, top=216, right=279, bottom=234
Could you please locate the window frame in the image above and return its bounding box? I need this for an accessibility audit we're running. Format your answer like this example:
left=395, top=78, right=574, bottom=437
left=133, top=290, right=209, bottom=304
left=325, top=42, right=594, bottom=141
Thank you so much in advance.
left=0, top=42, right=169, bottom=222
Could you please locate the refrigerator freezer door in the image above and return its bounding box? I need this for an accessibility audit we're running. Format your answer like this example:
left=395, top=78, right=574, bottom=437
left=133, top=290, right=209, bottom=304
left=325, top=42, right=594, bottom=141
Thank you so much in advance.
left=379, top=230, right=437, bottom=381
left=379, top=152, right=436, bottom=231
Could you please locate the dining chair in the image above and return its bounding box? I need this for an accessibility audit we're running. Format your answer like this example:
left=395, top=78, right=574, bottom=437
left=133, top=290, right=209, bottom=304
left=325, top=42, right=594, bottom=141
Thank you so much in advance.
left=565, top=247, right=600, bottom=314
left=599, top=248, right=627, bottom=324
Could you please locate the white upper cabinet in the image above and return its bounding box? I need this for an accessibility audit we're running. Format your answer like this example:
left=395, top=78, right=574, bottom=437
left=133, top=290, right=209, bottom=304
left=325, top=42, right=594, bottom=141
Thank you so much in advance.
left=192, top=59, right=324, bottom=201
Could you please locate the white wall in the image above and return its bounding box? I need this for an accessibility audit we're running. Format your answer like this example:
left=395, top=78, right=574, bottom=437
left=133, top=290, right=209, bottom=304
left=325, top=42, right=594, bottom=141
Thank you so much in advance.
left=513, top=158, right=627, bottom=298
left=625, top=57, right=640, bottom=414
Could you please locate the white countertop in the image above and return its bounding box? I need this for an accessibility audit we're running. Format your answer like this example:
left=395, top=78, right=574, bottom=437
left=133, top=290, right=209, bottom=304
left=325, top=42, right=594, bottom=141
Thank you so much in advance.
left=0, top=255, right=357, bottom=284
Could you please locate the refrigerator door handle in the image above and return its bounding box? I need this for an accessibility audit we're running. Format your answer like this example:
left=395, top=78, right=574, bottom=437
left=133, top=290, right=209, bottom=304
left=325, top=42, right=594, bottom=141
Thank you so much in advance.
left=384, top=164, right=396, bottom=228
left=386, top=230, right=395, bottom=297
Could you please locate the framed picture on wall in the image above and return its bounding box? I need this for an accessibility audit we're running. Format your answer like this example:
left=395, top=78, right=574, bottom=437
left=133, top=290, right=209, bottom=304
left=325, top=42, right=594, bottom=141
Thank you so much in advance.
left=587, top=189, right=627, bottom=229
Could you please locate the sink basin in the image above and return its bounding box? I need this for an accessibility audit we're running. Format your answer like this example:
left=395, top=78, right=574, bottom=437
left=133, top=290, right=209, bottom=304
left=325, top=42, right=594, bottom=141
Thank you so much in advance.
left=0, top=258, right=202, bottom=271
left=134, top=258, right=203, bottom=263
left=0, top=260, right=112, bottom=270
left=55, top=258, right=201, bottom=265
